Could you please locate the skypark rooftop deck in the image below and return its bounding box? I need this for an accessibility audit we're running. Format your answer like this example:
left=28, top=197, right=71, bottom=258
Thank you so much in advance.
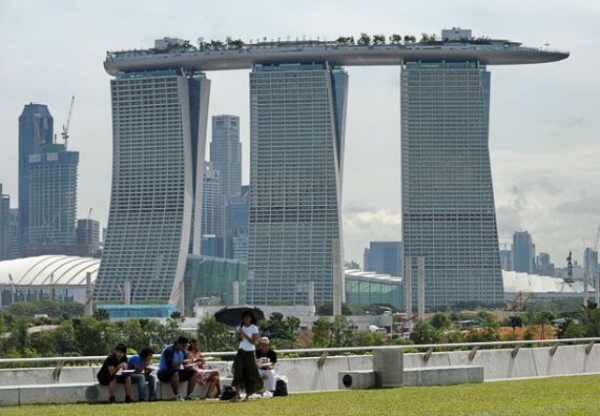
left=104, top=39, right=569, bottom=75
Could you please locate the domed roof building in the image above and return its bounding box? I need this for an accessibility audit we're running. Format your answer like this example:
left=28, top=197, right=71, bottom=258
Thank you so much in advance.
left=0, top=255, right=99, bottom=306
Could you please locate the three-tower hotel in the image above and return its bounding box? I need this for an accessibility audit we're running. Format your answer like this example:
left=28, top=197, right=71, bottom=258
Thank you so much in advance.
left=96, top=28, right=568, bottom=310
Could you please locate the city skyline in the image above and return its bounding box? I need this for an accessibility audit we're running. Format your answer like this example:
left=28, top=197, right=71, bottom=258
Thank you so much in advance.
left=1, top=0, right=598, bottom=266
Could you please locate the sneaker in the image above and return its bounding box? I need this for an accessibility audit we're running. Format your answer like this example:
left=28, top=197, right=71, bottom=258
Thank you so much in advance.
left=174, top=394, right=185, bottom=401
left=125, top=395, right=132, bottom=403
left=229, top=395, right=241, bottom=402
left=186, top=394, right=200, bottom=401
left=108, top=395, right=116, bottom=404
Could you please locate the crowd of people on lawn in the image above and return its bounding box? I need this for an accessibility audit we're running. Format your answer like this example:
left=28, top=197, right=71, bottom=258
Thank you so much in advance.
left=97, top=311, right=282, bottom=403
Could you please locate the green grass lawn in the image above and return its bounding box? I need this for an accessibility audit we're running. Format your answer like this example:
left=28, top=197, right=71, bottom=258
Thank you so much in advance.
left=4, top=375, right=600, bottom=416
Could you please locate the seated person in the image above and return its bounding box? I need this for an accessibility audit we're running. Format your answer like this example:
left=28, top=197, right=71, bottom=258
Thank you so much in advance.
left=127, top=347, right=157, bottom=401
left=255, top=337, right=278, bottom=393
left=157, top=336, right=200, bottom=401
left=96, top=343, right=133, bottom=403
left=186, top=339, right=221, bottom=399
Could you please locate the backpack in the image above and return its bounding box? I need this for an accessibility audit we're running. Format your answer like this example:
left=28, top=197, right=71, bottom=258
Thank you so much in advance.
left=220, top=385, right=236, bottom=401
left=273, top=379, right=288, bottom=397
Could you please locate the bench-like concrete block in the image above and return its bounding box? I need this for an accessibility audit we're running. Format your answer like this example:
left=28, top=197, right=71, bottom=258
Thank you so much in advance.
left=19, top=383, right=91, bottom=405
left=159, top=381, right=210, bottom=400
left=373, top=348, right=403, bottom=387
left=0, top=387, right=20, bottom=406
left=338, top=370, right=375, bottom=390
left=85, top=383, right=143, bottom=403
left=404, top=366, right=484, bottom=386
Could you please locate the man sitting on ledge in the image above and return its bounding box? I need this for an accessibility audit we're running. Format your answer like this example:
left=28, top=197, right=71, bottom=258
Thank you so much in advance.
left=255, top=337, right=278, bottom=394
left=157, top=336, right=200, bottom=401
left=96, top=343, right=133, bottom=403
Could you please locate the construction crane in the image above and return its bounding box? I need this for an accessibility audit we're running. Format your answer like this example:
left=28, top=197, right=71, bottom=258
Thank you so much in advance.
left=61, top=95, right=75, bottom=148
left=504, top=291, right=534, bottom=312
left=565, top=251, right=574, bottom=283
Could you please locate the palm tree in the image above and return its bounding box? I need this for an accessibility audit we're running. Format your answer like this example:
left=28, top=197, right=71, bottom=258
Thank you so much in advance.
left=534, top=311, right=555, bottom=340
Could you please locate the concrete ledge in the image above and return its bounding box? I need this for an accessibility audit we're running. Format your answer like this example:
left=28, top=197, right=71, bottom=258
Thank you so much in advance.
left=404, top=366, right=484, bottom=386
left=338, top=370, right=375, bottom=389
left=0, top=386, right=20, bottom=406
left=20, top=383, right=92, bottom=405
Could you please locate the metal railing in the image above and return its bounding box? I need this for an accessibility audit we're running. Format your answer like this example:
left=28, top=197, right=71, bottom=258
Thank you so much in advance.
left=1, top=337, right=598, bottom=367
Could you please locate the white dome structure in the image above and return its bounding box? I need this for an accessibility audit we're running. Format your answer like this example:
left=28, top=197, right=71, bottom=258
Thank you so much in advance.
left=0, top=255, right=99, bottom=306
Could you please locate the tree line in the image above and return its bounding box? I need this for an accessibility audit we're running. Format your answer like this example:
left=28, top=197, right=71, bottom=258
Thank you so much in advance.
left=2, top=300, right=599, bottom=366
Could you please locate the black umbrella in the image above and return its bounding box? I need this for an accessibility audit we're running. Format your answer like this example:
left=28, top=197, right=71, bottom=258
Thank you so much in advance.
left=214, top=304, right=266, bottom=327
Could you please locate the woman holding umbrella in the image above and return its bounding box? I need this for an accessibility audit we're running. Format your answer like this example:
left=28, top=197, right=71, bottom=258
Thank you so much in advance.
left=230, top=310, right=263, bottom=402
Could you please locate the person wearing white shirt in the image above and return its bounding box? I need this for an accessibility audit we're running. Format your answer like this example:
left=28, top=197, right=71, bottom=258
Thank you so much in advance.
left=230, top=311, right=263, bottom=402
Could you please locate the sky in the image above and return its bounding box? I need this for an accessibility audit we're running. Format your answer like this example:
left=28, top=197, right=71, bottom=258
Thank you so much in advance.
left=1, top=0, right=599, bottom=267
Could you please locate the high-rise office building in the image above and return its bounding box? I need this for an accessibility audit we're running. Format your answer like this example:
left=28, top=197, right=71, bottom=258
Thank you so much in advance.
left=201, top=162, right=222, bottom=240
left=499, top=249, right=513, bottom=271
left=512, top=231, right=535, bottom=273
left=402, top=61, right=504, bottom=309
left=363, top=241, right=403, bottom=276
left=583, top=248, right=598, bottom=282
left=8, top=209, right=20, bottom=259
left=0, top=184, right=10, bottom=260
left=210, top=115, right=241, bottom=200
left=210, top=115, right=242, bottom=256
left=227, top=185, right=250, bottom=261
left=536, top=252, right=554, bottom=276
left=18, top=103, right=54, bottom=251
left=26, top=144, right=78, bottom=249
left=247, top=63, right=348, bottom=305
left=76, top=218, right=100, bottom=256
left=95, top=67, right=211, bottom=307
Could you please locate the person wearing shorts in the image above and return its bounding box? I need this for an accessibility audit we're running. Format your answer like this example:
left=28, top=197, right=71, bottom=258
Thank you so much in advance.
left=97, top=343, right=133, bottom=403
left=157, top=336, right=200, bottom=401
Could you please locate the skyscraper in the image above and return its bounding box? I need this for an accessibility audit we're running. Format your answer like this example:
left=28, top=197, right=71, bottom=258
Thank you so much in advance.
left=227, top=185, right=250, bottom=261
left=512, top=231, right=535, bottom=273
left=364, top=241, right=403, bottom=276
left=535, top=252, right=554, bottom=276
left=210, top=115, right=241, bottom=201
left=247, top=63, right=348, bottom=305
left=103, top=32, right=567, bottom=309
left=0, top=184, right=10, bottom=260
left=18, top=103, right=54, bottom=251
left=201, top=162, right=223, bottom=253
left=25, top=143, right=79, bottom=253
left=401, top=61, right=504, bottom=309
left=76, top=218, right=100, bottom=256
left=95, top=68, right=210, bottom=307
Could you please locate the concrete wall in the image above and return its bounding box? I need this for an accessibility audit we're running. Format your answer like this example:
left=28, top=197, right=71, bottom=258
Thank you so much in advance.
left=402, top=344, right=600, bottom=381
left=0, top=343, right=599, bottom=401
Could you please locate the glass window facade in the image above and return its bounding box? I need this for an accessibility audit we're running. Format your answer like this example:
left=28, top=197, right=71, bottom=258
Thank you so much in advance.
left=345, top=272, right=404, bottom=310
left=18, top=104, right=54, bottom=251
left=247, top=63, right=348, bottom=305
left=184, top=254, right=247, bottom=312
left=95, top=69, right=210, bottom=306
left=401, top=61, right=503, bottom=309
